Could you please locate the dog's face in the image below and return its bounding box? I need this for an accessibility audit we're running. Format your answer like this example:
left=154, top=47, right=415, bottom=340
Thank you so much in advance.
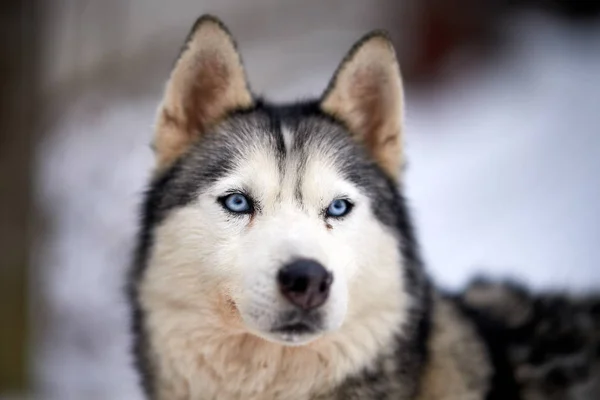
left=136, top=17, right=409, bottom=347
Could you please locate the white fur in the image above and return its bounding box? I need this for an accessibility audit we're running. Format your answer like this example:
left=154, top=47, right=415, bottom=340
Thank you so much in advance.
left=139, top=132, right=408, bottom=399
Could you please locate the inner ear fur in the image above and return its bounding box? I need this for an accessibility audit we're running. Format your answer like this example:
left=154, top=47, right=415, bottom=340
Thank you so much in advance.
left=153, top=15, right=253, bottom=170
left=321, top=32, right=405, bottom=179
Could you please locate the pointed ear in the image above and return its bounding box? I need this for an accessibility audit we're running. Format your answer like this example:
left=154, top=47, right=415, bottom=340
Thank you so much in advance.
left=321, top=32, right=405, bottom=179
left=153, top=15, right=253, bottom=169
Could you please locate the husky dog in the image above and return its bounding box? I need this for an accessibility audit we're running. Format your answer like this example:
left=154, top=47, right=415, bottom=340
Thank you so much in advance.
left=128, top=15, right=600, bottom=400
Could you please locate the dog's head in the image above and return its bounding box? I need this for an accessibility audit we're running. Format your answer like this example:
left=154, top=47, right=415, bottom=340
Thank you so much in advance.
left=134, top=16, right=417, bottom=347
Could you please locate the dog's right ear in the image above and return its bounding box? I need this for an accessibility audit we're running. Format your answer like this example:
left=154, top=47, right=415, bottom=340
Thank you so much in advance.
left=153, top=15, right=253, bottom=170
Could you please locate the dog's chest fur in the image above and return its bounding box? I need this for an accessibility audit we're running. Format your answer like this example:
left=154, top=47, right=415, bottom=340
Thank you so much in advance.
left=145, top=310, right=401, bottom=400
left=142, top=291, right=413, bottom=400
left=143, top=295, right=491, bottom=400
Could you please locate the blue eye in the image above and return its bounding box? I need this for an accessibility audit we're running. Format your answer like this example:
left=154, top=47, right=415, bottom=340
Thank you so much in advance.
left=326, top=198, right=353, bottom=218
left=221, top=193, right=252, bottom=214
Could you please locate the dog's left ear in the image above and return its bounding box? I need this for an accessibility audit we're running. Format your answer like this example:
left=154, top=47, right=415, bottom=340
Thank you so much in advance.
left=321, top=32, right=404, bottom=179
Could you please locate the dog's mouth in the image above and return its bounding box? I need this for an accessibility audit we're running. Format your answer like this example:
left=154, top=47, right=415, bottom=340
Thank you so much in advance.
left=271, top=321, right=316, bottom=335
left=267, top=310, right=324, bottom=344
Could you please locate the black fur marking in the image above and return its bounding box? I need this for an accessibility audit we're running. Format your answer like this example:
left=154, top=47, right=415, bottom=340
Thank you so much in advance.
left=400, top=279, right=433, bottom=398
left=264, top=105, right=285, bottom=165
left=455, top=279, right=600, bottom=399
left=128, top=163, right=184, bottom=398
left=453, top=295, right=523, bottom=400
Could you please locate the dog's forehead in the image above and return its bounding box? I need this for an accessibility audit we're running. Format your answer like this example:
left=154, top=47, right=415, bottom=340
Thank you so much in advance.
left=229, top=110, right=354, bottom=160
left=196, top=108, right=358, bottom=176
left=205, top=110, right=360, bottom=198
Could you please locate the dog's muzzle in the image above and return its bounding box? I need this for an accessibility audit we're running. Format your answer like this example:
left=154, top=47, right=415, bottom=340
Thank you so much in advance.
left=268, top=258, right=333, bottom=339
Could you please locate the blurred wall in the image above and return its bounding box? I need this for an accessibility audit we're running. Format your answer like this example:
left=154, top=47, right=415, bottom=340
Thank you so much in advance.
left=41, top=0, right=419, bottom=93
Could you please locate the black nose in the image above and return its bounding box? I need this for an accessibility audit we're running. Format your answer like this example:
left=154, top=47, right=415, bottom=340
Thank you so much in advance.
left=277, top=259, right=333, bottom=311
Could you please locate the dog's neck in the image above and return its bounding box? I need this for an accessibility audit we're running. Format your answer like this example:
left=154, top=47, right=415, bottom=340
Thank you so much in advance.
left=141, top=287, right=409, bottom=400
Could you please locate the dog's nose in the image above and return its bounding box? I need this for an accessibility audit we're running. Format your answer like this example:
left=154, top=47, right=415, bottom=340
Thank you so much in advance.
left=277, top=259, right=333, bottom=311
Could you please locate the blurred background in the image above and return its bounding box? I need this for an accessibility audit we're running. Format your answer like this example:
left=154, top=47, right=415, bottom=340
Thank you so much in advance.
left=1, top=0, right=600, bottom=398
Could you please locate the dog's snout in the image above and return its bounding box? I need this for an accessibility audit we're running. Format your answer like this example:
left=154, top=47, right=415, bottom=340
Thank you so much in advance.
left=277, top=259, right=333, bottom=311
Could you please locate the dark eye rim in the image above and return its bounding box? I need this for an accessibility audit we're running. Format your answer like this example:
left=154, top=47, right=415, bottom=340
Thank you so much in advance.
left=218, top=192, right=255, bottom=215
left=325, top=198, right=354, bottom=219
